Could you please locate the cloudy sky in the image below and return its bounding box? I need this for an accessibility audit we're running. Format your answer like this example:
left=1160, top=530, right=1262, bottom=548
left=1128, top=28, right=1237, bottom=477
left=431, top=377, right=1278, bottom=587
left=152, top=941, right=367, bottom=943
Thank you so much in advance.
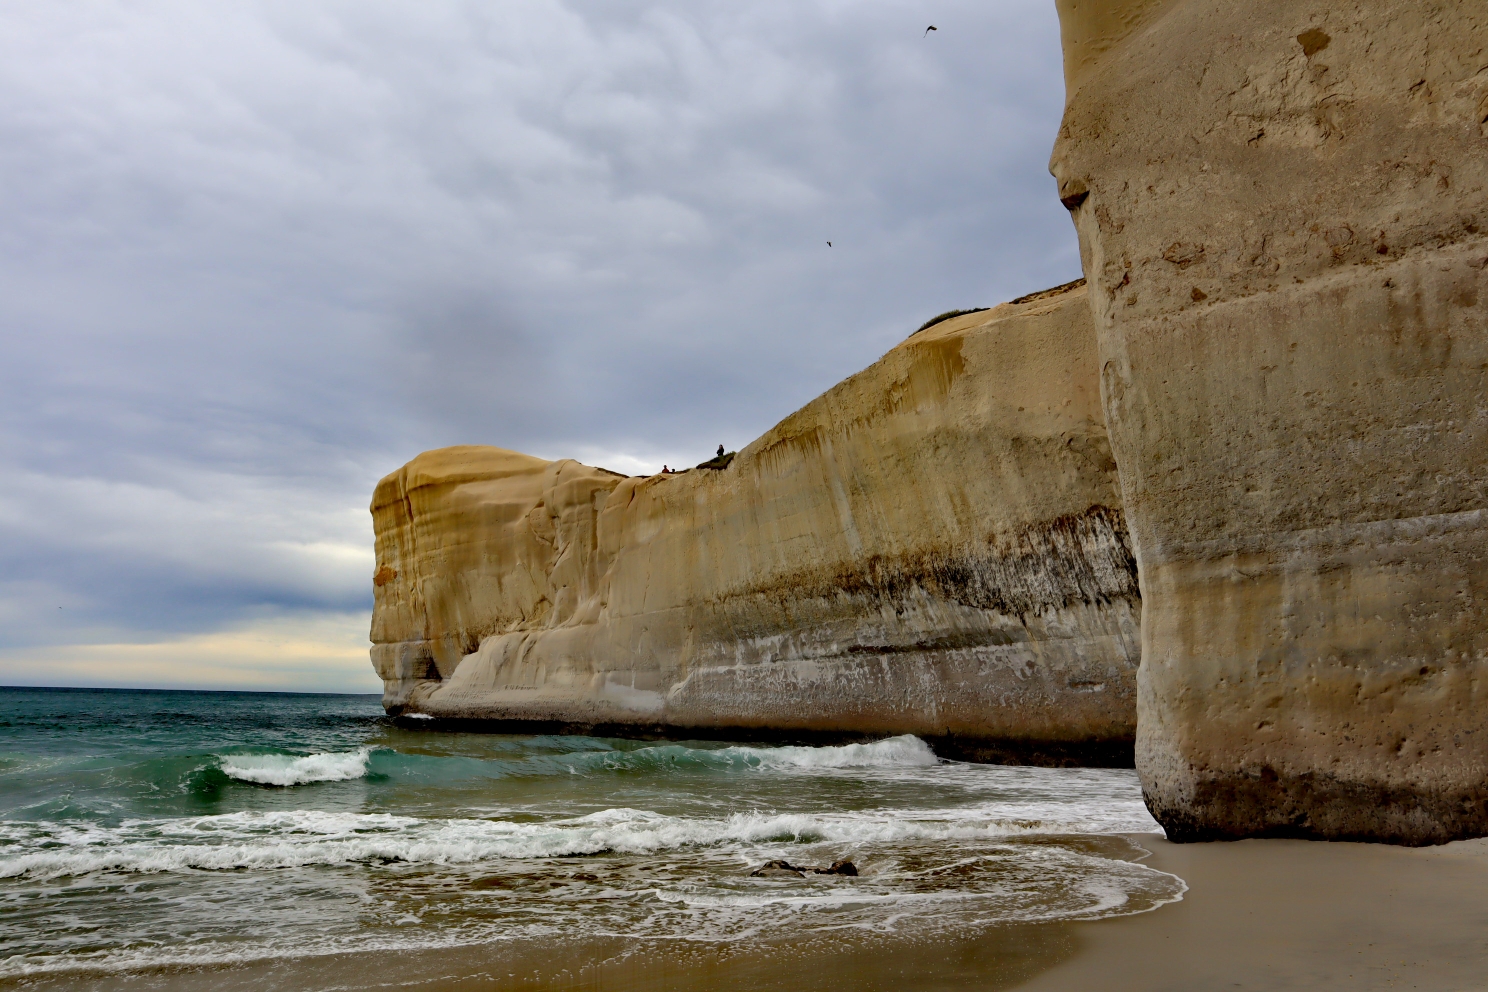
left=0, top=0, right=1077, bottom=693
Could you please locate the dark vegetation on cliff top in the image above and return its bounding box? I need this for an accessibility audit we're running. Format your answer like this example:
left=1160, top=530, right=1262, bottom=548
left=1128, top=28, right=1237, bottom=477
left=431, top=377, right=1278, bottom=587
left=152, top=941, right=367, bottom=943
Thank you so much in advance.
left=695, top=451, right=737, bottom=470
left=1007, top=277, right=1085, bottom=305
left=914, top=307, right=990, bottom=334
left=912, top=279, right=1088, bottom=337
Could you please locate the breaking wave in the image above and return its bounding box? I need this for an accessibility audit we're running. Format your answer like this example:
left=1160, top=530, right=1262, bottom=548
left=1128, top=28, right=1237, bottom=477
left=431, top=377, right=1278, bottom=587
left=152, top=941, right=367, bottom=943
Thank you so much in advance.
left=219, top=749, right=372, bottom=786
left=0, top=798, right=1162, bottom=880
left=713, top=734, right=939, bottom=770
left=547, top=734, right=941, bottom=777
left=198, top=735, right=938, bottom=792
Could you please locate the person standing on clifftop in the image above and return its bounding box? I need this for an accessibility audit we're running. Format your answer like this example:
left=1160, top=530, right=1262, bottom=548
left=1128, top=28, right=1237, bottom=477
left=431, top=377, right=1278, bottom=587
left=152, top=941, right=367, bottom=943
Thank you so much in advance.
left=716, top=445, right=724, bottom=458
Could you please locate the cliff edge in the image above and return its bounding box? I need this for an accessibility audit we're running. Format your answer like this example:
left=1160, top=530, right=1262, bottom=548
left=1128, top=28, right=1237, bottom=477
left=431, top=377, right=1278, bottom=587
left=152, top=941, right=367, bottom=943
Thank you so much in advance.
left=1053, top=0, right=1488, bottom=841
left=370, top=283, right=1142, bottom=761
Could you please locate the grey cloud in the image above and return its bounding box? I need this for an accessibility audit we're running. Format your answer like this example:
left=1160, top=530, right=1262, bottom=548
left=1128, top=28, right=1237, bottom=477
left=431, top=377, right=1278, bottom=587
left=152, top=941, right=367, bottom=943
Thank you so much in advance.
left=0, top=0, right=1078, bottom=671
left=393, top=291, right=557, bottom=440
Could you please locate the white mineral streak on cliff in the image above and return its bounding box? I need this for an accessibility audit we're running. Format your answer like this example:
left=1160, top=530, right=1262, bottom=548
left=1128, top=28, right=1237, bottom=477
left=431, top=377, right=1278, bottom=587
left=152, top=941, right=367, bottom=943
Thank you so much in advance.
left=1052, top=0, right=1488, bottom=840
left=370, top=284, right=1141, bottom=756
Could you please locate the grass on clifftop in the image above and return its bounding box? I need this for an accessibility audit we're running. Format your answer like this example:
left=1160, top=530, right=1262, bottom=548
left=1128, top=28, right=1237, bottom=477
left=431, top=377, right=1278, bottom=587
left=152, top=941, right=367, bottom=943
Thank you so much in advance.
left=695, top=451, right=737, bottom=471
left=913, top=307, right=989, bottom=335
left=910, top=279, right=1087, bottom=337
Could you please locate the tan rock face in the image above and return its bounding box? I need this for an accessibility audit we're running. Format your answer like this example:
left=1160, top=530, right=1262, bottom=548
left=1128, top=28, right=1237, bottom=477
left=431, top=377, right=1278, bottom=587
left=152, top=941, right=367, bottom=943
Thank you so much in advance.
left=370, top=285, right=1141, bottom=760
left=1052, top=0, right=1488, bottom=841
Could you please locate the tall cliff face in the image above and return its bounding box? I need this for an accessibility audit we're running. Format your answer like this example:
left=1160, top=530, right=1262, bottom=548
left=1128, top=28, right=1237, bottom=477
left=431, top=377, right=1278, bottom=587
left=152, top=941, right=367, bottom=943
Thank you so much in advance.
left=1052, top=0, right=1488, bottom=841
left=371, top=284, right=1142, bottom=758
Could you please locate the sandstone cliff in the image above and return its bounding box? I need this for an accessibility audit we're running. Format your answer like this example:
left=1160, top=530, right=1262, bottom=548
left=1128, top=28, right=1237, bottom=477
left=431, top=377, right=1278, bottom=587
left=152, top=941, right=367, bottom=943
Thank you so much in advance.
left=370, top=283, right=1141, bottom=760
left=1052, top=0, right=1488, bottom=841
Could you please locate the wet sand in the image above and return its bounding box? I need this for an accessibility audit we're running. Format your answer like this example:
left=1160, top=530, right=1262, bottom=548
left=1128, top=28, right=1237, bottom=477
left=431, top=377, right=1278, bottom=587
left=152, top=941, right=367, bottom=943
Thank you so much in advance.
left=15, top=834, right=1488, bottom=992
left=1024, top=834, right=1488, bottom=991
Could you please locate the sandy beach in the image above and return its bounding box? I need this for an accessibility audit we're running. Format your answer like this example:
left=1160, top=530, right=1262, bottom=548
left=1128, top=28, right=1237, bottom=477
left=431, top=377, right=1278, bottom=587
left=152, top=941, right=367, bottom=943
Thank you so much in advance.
left=1023, top=835, right=1488, bottom=992
left=19, top=832, right=1486, bottom=992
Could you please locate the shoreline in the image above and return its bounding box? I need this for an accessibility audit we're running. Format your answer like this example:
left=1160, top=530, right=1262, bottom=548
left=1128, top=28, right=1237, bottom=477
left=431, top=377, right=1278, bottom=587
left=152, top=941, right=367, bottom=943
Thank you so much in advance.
left=388, top=717, right=1138, bottom=768
left=16, top=833, right=1488, bottom=991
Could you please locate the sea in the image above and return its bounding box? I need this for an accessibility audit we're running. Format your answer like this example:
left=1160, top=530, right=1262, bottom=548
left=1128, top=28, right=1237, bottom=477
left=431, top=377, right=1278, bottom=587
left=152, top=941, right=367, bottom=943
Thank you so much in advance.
left=0, top=687, right=1184, bottom=986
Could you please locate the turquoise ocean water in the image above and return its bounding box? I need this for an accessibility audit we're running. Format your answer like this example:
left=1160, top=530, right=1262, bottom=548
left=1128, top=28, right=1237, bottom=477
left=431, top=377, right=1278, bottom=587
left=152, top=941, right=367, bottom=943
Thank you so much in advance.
left=0, top=687, right=1183, bottom=981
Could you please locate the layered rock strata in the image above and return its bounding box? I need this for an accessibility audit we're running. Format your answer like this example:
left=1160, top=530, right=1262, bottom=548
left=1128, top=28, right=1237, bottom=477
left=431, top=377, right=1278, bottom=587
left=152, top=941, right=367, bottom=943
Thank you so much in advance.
left=1052, top=0, right=1488, bottom=840
left=370, top=283, right=1141, bottom=761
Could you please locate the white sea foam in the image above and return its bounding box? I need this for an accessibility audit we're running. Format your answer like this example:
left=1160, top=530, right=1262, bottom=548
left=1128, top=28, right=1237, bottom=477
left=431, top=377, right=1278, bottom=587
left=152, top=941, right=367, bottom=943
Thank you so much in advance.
left=219, top=749, right=371, bottom=786
left=726, top=734, right=940, bottom=771
left=0, top=856, right=1176, bottom=978
left=552, top=735, right=942, bottom=779
left=0, top=794, right=1159, bottom=881
left=0, top=831, right=1186, bottom=979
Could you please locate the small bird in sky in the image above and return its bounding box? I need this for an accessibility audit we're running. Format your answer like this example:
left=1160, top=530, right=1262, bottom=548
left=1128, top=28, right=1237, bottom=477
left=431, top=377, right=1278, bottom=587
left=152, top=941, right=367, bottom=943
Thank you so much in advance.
left=826, top=241, right=832, bottom=247
left=925, top=25, right=937, bottom=35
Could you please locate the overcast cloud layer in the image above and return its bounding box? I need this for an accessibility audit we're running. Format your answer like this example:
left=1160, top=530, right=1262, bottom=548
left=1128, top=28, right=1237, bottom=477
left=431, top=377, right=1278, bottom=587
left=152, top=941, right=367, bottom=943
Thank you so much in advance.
left=0, top=0, right=1077, bottom=691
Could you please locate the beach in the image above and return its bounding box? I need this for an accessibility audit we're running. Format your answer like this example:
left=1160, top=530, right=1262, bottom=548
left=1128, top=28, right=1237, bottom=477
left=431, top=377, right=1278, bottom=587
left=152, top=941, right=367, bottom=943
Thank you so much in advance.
left=0, top=688, right=1166, bottom=988
left=4, top=688, right=1485, bottom=992
left=21, top=833, right=1488, bottom=991
left=1026, top=834, right=1488, bottom=992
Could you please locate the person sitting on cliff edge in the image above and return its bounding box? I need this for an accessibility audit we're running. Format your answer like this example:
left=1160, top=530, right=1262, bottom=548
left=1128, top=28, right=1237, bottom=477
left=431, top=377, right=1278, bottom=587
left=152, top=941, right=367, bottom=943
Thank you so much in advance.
left=716, top=444, right=724, bottom=458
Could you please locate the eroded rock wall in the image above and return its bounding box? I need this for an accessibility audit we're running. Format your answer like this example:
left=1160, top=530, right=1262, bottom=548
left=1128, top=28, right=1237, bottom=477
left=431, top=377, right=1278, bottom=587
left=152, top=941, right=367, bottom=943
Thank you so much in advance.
left=1052, top=0, right=1488, bottom=840
left=370, top=284, right=1141, bottom=758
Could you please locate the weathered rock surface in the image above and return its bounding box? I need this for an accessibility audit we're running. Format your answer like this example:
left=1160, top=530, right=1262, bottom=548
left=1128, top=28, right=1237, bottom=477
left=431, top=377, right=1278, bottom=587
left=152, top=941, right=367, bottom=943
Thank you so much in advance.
left=1052, top=0, right=1488, bottom=841
left=370, top=284, right=1141, bottom=760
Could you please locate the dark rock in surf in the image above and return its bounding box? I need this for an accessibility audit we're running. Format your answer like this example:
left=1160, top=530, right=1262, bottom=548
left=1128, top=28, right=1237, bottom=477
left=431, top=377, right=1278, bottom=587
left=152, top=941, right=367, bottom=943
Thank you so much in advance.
left=749, top=858, right=858, bottom=877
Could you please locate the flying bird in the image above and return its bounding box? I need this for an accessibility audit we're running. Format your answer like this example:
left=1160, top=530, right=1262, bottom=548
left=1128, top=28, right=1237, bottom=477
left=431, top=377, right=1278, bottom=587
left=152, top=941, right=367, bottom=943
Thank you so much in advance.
left=925, top=25, right=937, bottom=35
left=826, top=241, right=832, bottom=247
